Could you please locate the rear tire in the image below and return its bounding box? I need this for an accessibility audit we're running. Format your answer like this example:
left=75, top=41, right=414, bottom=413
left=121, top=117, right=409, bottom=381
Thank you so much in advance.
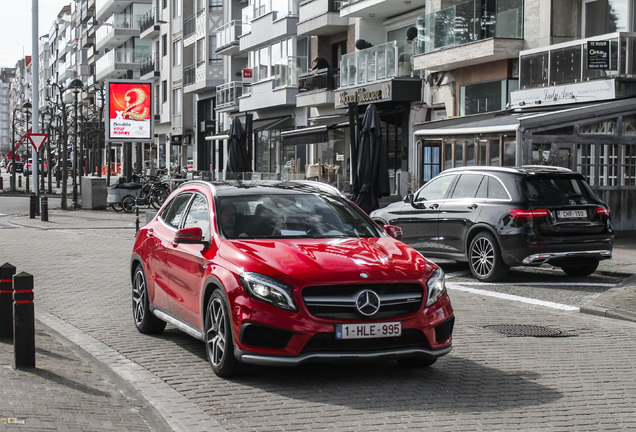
left=561, top=260, right=599, bottom=277
left=468, top=232, right=509, bottom=282
left=150, top=188, right=169, bottom=209
left=204, top=290, right=244, bottom=378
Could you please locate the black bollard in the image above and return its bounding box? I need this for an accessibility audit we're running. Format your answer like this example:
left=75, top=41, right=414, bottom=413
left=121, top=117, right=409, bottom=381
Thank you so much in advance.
left=135, top=197, right=140, bottom=233
left=41, top=196, right=49, bottom=222
left=29, top=193, right=36, bottom=219
left=18, top=175, right=22, bottom=188
left=26, top=175, right=29, bottom=194
left=13, top=272, right=35, bottom=369
left=0, top=176, right=3, bottom=190
left=0, top=263, right=17, bottom=339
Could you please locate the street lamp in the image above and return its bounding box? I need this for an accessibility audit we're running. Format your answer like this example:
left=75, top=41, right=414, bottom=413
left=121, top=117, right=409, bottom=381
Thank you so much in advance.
left=68, top=78, right=83, bottom=210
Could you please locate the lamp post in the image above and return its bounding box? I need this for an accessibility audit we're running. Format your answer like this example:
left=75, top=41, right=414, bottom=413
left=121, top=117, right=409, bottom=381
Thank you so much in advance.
left=21, top=102, right=33, bottom=203
left=68, top=78, right=83, bottom=210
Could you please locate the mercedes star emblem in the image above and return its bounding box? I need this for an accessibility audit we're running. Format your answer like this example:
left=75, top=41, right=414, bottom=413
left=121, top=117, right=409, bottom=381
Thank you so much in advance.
left=356, top=290, right=381, bottom=316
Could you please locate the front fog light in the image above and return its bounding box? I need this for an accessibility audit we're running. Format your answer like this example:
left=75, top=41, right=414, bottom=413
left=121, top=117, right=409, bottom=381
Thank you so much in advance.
left=426, top=268, right=447, bottom=307
left=241, top=273, right=297, bottom=311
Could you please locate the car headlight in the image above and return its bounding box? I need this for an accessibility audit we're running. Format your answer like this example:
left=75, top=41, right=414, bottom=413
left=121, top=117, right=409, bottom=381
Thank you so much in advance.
left=240, top=273, right=297, bottom=311
left=426, top=268, right=447, bottom=307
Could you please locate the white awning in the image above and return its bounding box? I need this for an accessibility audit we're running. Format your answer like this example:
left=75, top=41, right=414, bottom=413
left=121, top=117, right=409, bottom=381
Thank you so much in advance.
left=205, top=134, right=229, bottom=141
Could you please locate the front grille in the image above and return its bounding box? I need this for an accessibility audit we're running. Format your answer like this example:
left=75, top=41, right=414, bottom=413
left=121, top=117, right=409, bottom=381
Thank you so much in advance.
left=302, top=283, right=423, bottom=320
left=301, top=329, right=427, bottom=354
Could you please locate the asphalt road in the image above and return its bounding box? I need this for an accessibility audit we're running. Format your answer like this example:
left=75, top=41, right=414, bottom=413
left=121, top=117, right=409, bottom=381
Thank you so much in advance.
left=2, top=215, right=635, bottom=431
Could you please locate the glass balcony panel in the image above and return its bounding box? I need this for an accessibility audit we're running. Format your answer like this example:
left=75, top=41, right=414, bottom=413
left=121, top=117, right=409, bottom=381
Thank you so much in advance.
left=550, top=46, right=582, bottom=85
left=519, top=52, right=548, bottom=88
left=275, top=56, right=307, bottom=87
left=217, top=20, right=243, bottom=50
left=416, top=0, right=524, bottom=54
left=217, top=81, right=245, bottom=109
left=339, top=41, right=407, bottom=87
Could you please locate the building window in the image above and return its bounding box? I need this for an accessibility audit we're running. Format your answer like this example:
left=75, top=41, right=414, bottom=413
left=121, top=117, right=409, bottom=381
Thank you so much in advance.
left=583, top=0, right=635, bottom=37
left=460, top=80, right=517, bottom=116
left=162, top=35, right=167, bottom=56
left=421, top=142, right=440, bottom=182
left=173, top=0, right=182, bottom=18
left=173, top=88, right=182, bottom=115
left=623, top=144, right=636, bottom=186
left=197, top=39, right=205, bottom=65
left=162, top=80, right=167, bottom=103
left=173, top=42, right=182, bottom=66
left=209, top=36, right=222, bottom=63
left=210, top=0, right=223, bottom=12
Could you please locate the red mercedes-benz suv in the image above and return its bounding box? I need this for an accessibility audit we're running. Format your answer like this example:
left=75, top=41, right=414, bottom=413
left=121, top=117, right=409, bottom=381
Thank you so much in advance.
left=131, top=180, right=454, bottom=377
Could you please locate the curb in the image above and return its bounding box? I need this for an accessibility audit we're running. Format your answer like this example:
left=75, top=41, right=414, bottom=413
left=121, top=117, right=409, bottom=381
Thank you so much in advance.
left=580, top=275, right=636, bottom=323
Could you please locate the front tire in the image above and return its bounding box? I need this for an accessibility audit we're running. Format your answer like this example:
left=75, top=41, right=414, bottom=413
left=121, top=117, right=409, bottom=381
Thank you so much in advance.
left=468, top=232, right=509, bottom=282
left=204, top=290, right=244, bottom=378
left=150, top=188, right=169, bottom=209
left=132, top=264, right=166, bottom=334
left=122, top=196, right=136, bottom=213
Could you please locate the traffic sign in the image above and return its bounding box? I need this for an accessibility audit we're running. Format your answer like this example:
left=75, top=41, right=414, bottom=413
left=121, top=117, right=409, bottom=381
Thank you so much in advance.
left=26, top=133, right=49, bottom=152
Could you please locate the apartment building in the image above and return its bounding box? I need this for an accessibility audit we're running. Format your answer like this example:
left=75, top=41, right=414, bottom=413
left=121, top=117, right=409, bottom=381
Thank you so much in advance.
left=0, top=68, right=17, bottom=155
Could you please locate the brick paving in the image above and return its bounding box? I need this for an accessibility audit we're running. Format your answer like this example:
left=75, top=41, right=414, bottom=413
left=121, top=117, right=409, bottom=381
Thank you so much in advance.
left=1, top=206, right=635, bottom=431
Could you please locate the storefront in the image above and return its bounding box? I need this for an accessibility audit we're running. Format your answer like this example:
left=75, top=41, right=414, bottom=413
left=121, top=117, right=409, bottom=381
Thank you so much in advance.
left=413, top=98, right=636, bottom=231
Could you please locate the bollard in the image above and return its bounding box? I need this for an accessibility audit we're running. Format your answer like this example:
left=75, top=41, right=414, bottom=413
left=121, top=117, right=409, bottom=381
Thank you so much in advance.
left=0, top=263, right=17, bottom=339
left=26, top=175, right=29, bottom=194
left=29, top=193, right=36, bottom=219
left=41, top=196, right=49, bottom=222
left=13, top=272, right=35, bottom=369
left=18, top=175, right=22, bottom=188
left=0, top=176, right=3, bottom=190
left=135, top=197, right=140, bottom=233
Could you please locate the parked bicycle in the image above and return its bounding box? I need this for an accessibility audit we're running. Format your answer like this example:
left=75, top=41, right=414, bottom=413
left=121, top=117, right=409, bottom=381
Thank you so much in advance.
left=107, top=172, right=170, bottom=212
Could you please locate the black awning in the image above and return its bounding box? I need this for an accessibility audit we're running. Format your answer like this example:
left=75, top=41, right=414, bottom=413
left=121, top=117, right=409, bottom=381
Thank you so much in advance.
left=252, top=115, right=293, bottom=132
left=281, top=125, right=328, bottom=146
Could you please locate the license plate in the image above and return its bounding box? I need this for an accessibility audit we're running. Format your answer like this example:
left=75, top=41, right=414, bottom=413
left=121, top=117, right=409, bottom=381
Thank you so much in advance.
left=557, top=209, right=587, bottom=219
left=335, top=322, right=402, bottom=339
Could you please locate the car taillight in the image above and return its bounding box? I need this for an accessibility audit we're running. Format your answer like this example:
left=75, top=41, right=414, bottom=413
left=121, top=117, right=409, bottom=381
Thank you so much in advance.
left=508, top=208, right=550, bottom=220
left=595, top=206, right=611, bottom=217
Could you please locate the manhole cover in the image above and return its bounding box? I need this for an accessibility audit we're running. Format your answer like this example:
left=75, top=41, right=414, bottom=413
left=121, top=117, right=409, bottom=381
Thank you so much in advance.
left=480, top=324, right=576, bottom=337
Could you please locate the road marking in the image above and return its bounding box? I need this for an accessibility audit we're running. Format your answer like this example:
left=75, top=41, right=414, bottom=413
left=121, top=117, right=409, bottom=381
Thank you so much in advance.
left=448, top=283, right=580, bottom=311
left=461, top=281, right=616, bottom=287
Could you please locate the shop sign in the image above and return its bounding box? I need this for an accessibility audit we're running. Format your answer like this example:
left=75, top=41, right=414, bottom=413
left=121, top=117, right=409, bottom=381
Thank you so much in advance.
left=587, top=41, right=610, bottom=70
left=510, top=79, right=616, bottom=108
left=336, top=83, right=391, bottom=108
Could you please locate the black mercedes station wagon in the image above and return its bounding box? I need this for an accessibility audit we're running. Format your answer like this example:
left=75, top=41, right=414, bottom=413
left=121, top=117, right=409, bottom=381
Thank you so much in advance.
left=370, top=166, right=613, bottom=281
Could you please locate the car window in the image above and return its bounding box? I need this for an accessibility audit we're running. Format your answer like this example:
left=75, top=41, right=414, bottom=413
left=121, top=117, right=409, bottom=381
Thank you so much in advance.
left=450, top=174, right=484, bottom=199
left=522, top=175, right=595, bottom=205
left=415, top=174, right=456, bottom=201
left=217, top=193, right=381, bottom=239
left=487, top=176, right=510, bottom=200
left=183, top=193, right=210, bottom=240
left=160, top=192, right=193, bottom=228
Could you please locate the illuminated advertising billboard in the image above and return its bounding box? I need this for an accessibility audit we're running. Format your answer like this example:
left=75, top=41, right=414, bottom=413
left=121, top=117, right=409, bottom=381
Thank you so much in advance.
left=105, top=79, right=153, bottom=142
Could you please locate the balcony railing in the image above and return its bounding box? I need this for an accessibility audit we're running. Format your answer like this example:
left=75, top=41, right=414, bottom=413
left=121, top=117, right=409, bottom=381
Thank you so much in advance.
left=251, top=0, right=300, bottom=20
left=140, top=53, right=159, bottom=76
left=184, top=14, right=196, bottom=38
left=416, top=0, right=523, bottom=54
left=217, top=81, right=244, bottom=109
left=275, top=55, right=307, bottom=88
left=299, top=67, right=339, bottom=92
left=519, top=32, right=636, bottom=89
left=96, top=47, right=150, bottom=76
left=139, top=8, right=159, bottom=33
left=340, top=40, right=414, bottom=87
left=216, top=20, right=243, bottom=51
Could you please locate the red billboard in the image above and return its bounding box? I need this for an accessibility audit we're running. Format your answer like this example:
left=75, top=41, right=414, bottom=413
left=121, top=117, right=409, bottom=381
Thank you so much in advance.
left=105, top=79, right=153, bottom=142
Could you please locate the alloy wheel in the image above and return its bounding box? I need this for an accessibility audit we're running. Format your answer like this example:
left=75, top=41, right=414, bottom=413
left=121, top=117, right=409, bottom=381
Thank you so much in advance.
left=132, top=268, right=146, bottom=326
left=470, top=237, right=495, bottom=278
left=206, top=297, right=227, bottom=368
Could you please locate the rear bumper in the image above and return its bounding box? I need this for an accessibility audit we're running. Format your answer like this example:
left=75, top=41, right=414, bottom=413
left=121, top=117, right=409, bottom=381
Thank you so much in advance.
left=522, top=249, right=612, bottom=265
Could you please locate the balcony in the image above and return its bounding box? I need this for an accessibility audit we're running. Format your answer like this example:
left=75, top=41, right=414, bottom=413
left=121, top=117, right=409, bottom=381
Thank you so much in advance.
left=217, top=81, right=244, bottom=112
left=95, top=14, right=141, bottom=52
left=297, top=67, right=339, bottom=107
left=298, top=0, right=348, bottom=36
left=95, top=0, right=151, bottom=22
left=216, top=20, right=243, bottom=56
left=511, top=32, right=636, bottom=108
left=140, top=53, right=159, bottom=78
left=412, top=0, right=524, bottom=72
left=95, top=47, right=148, bottom=81
left=340, top=41, right=415, bottom=87
left=184, top=62, right=224, bottom=94
left=240, top=3, right=299, bottom=51
left=336, top=0, right=425, bottom=20
left=139, top=8, right=164, bottom=39
left=184, top=65, right=196, bottom=86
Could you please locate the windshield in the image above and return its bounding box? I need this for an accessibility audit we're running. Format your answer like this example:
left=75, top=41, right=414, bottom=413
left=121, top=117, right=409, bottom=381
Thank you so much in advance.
left=217, top=193, right=383, bottom=239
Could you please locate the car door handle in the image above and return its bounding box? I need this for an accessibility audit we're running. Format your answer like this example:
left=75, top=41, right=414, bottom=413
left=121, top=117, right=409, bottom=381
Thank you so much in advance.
left=468, top=204, right=478, bottom=209
left=429, top=203, right=439, bottom=210
left=147, top=229, right=154, bottom=237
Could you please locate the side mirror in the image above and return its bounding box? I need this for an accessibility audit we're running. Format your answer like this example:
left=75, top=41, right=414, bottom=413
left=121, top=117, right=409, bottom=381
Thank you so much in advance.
left=411, top=200, right=426, bottom=209
left=404, top=194, right=414, bottom=204
left=384, top=224, right=403, bottom=240
left=174, top=227, right=208, bottom=246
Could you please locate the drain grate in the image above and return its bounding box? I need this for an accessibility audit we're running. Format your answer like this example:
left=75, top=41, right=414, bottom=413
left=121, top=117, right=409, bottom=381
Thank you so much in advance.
left=480, top=324, right=576, bottom=338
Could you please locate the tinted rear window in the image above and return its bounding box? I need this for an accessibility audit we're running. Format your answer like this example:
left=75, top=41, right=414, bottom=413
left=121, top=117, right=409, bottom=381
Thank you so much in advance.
left=522, top=176, right=596, bottom=205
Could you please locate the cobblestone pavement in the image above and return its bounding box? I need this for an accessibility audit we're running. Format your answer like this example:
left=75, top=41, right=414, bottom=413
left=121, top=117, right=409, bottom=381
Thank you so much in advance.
left=1, top=208, right=636, bottom=431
